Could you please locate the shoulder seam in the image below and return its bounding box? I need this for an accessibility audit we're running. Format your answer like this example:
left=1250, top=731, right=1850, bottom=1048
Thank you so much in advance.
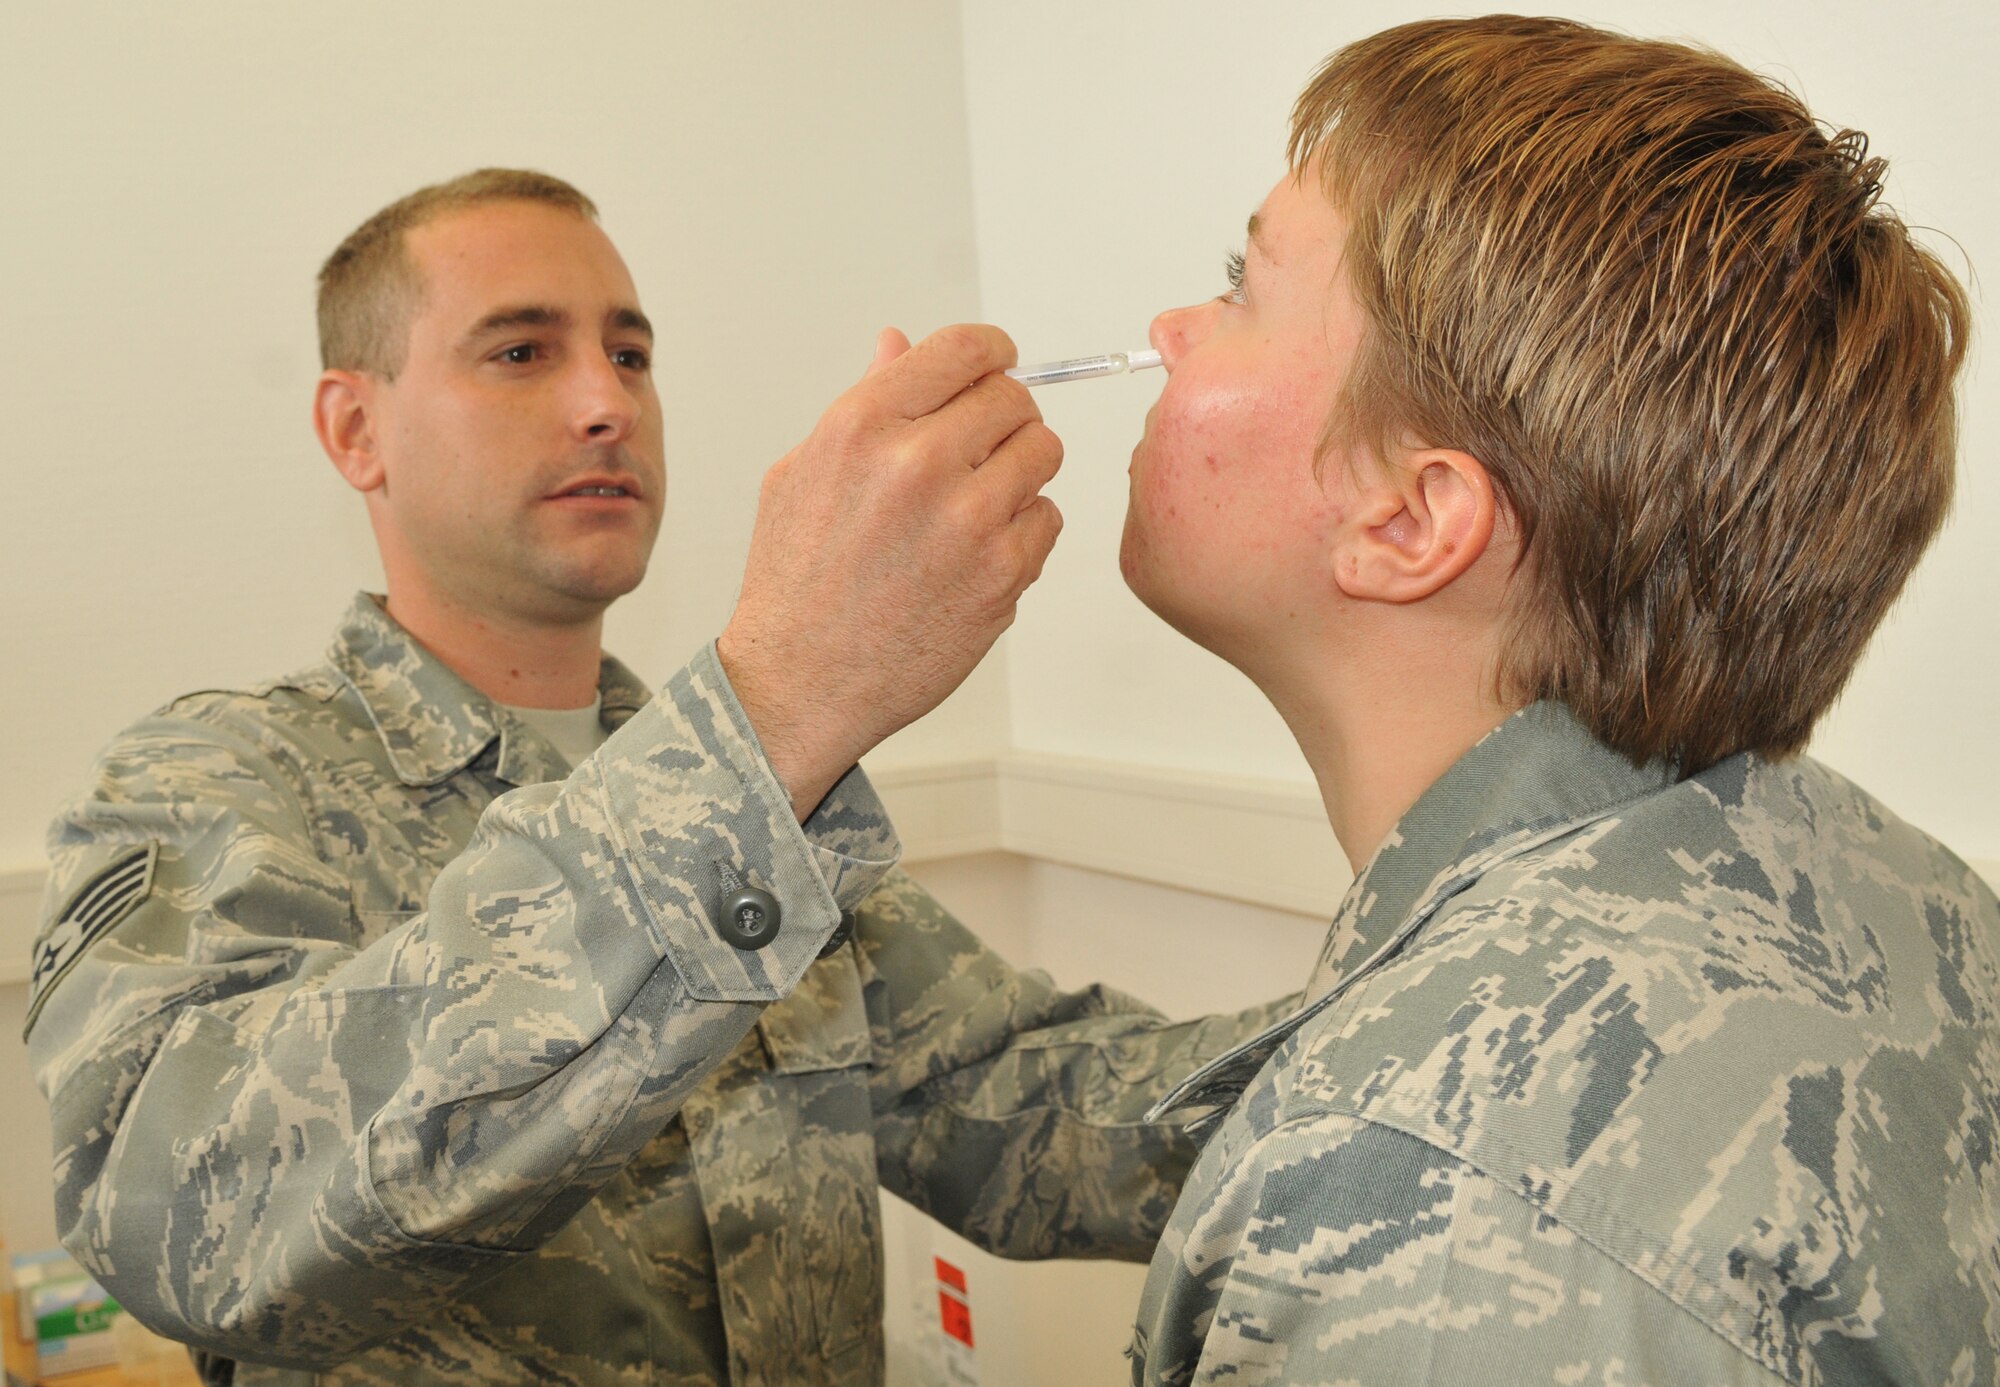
left=130, top=696, right=328, bottom=849
left=157, top=675, right=341, bottom=718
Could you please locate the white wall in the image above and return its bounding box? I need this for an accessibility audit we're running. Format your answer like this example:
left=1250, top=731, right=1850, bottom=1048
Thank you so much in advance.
left=0, top=0, right=1005, bottom=882
left=962, top=0, right=2000, bottom=864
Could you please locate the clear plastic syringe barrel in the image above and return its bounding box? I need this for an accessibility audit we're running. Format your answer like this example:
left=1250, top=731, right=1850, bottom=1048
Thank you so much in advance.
left=1006, top=350, right=1161, bottom=387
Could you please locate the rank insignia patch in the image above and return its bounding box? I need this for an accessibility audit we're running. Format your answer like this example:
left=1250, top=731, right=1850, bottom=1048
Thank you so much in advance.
left=25, top=843, right=157, bottom=1037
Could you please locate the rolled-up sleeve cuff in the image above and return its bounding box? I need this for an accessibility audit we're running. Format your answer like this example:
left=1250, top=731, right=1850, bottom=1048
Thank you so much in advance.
left=801, top=761, right=900, bottom=910
left=588, top=643, right=900, bottom=1004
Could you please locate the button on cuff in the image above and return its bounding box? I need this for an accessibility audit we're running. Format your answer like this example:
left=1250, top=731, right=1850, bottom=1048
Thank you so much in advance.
left=816, top=910, right=855, bottom=959
left=717, top=885, right=781, bottom=951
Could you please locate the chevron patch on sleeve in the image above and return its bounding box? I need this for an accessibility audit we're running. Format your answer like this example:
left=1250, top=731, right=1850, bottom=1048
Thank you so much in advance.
left=25, top=843, right=157, bottom=1036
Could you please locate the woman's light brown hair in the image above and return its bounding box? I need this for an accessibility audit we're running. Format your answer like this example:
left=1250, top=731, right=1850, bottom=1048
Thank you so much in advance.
left=1293, top=16, right=1970, bottom=771
left=317, top=168, right=599, bottom=379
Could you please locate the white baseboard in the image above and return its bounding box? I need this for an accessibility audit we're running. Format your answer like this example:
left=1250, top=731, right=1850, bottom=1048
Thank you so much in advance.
left=981, top=753, right=1346, bottom=918
left=862, top=759, right=1006, bottom=863
left=3, top=758, right=1995, bottom=989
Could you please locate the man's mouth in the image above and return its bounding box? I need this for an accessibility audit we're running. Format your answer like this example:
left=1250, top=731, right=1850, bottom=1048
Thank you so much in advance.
left=550, top=474, right=644, bottom=501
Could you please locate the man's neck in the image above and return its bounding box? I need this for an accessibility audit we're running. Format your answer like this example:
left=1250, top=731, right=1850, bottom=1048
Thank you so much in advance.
left=383, top=586, right=605, bottom=710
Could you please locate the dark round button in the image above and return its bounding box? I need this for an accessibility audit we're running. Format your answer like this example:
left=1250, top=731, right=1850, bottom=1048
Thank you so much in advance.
left=817, top=910, right=856, bottom=960
left=718, top=887, right=781, bottom=950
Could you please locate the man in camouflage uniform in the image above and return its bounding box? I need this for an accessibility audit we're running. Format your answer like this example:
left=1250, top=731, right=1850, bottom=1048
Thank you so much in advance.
left=27, top=171, right=1283, bottom=1384
left=1118, top=18, right=1998, bottom=1385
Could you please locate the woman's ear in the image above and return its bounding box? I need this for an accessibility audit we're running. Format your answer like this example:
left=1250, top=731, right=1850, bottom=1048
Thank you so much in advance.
left=1331, top=447, right=1497, bottom=603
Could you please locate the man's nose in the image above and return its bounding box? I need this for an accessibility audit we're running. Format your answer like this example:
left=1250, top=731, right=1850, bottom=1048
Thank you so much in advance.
left=573, top=353, right=641, bottom=443
left=1149, top=301, right=1217, bottom=370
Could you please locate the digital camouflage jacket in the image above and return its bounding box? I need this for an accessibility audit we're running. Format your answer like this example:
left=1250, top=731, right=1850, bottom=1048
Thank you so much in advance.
left=28, top=595, right=1281, bottom=1386
left=1131, top=704, right=2000, bottom=1386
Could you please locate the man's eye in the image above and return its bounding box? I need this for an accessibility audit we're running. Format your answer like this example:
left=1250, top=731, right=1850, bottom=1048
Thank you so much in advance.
left=612, top=347, right=651, bottom=371
left=1222, top=250, right=1247, bottom=305
left=498, top=343, right=539, bottom=365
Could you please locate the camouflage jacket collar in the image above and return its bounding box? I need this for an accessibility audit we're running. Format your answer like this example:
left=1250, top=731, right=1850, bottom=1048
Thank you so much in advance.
left=1307, top=702, right=1676, bottom=999
left=1149, top=703, right=1677, bottom=1134
left=327, top=593, right=653, bottom=788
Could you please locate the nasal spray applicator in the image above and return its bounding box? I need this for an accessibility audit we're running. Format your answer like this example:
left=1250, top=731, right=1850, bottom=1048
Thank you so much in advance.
left=1005, top=349, right=1163, bottom=387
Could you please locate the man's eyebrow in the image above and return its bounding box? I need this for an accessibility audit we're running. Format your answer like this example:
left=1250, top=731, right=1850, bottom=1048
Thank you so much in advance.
left=611, top=307, right=654, bottom=340
left=462, top=305, right=569, bottom=344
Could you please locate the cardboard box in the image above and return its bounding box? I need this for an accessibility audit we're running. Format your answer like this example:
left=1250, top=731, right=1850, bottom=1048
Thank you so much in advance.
left=9, top=1254, right=120, bottom=1379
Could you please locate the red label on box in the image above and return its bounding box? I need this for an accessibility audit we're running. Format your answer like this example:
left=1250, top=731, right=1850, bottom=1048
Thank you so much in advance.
left=937, top=1290, right=974, bottom=1347
left=934, top=1257, right=967, bottom=1293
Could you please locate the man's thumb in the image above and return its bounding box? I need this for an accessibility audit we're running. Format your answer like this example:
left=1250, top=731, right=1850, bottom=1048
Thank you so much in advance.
left=865, top=326, right=913, bottom=377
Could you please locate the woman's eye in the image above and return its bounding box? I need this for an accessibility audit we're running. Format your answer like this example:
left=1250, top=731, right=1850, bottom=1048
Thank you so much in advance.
left=1223, top=250, right=1247, bottom=304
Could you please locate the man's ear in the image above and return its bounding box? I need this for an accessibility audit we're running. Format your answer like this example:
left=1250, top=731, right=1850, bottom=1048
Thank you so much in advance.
left=1332, top=447, right=1497, bottom=603
left=313, top=369, right=386, bottom=493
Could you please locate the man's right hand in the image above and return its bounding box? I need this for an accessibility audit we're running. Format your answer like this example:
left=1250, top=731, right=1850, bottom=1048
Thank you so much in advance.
left=717, top=323, right=1063, bottom=820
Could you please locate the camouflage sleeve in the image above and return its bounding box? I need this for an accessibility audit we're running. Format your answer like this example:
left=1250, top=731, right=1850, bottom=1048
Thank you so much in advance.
left=25, top=644, right=896, bottom=1370
left=856, top=871, right=1298, bottom=1262
left=1131, top=1112, right=1784, bottom=1386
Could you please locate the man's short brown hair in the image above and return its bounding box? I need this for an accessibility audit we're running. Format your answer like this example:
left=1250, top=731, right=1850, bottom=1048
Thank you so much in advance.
left=1292, top=17, right=1970, bottom=771
left=317, top=168, right=599, bottom=378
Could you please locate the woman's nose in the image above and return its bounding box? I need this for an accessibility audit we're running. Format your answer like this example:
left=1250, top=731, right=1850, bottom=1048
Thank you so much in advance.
left=1149, top=300, right=1216, bottom=370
